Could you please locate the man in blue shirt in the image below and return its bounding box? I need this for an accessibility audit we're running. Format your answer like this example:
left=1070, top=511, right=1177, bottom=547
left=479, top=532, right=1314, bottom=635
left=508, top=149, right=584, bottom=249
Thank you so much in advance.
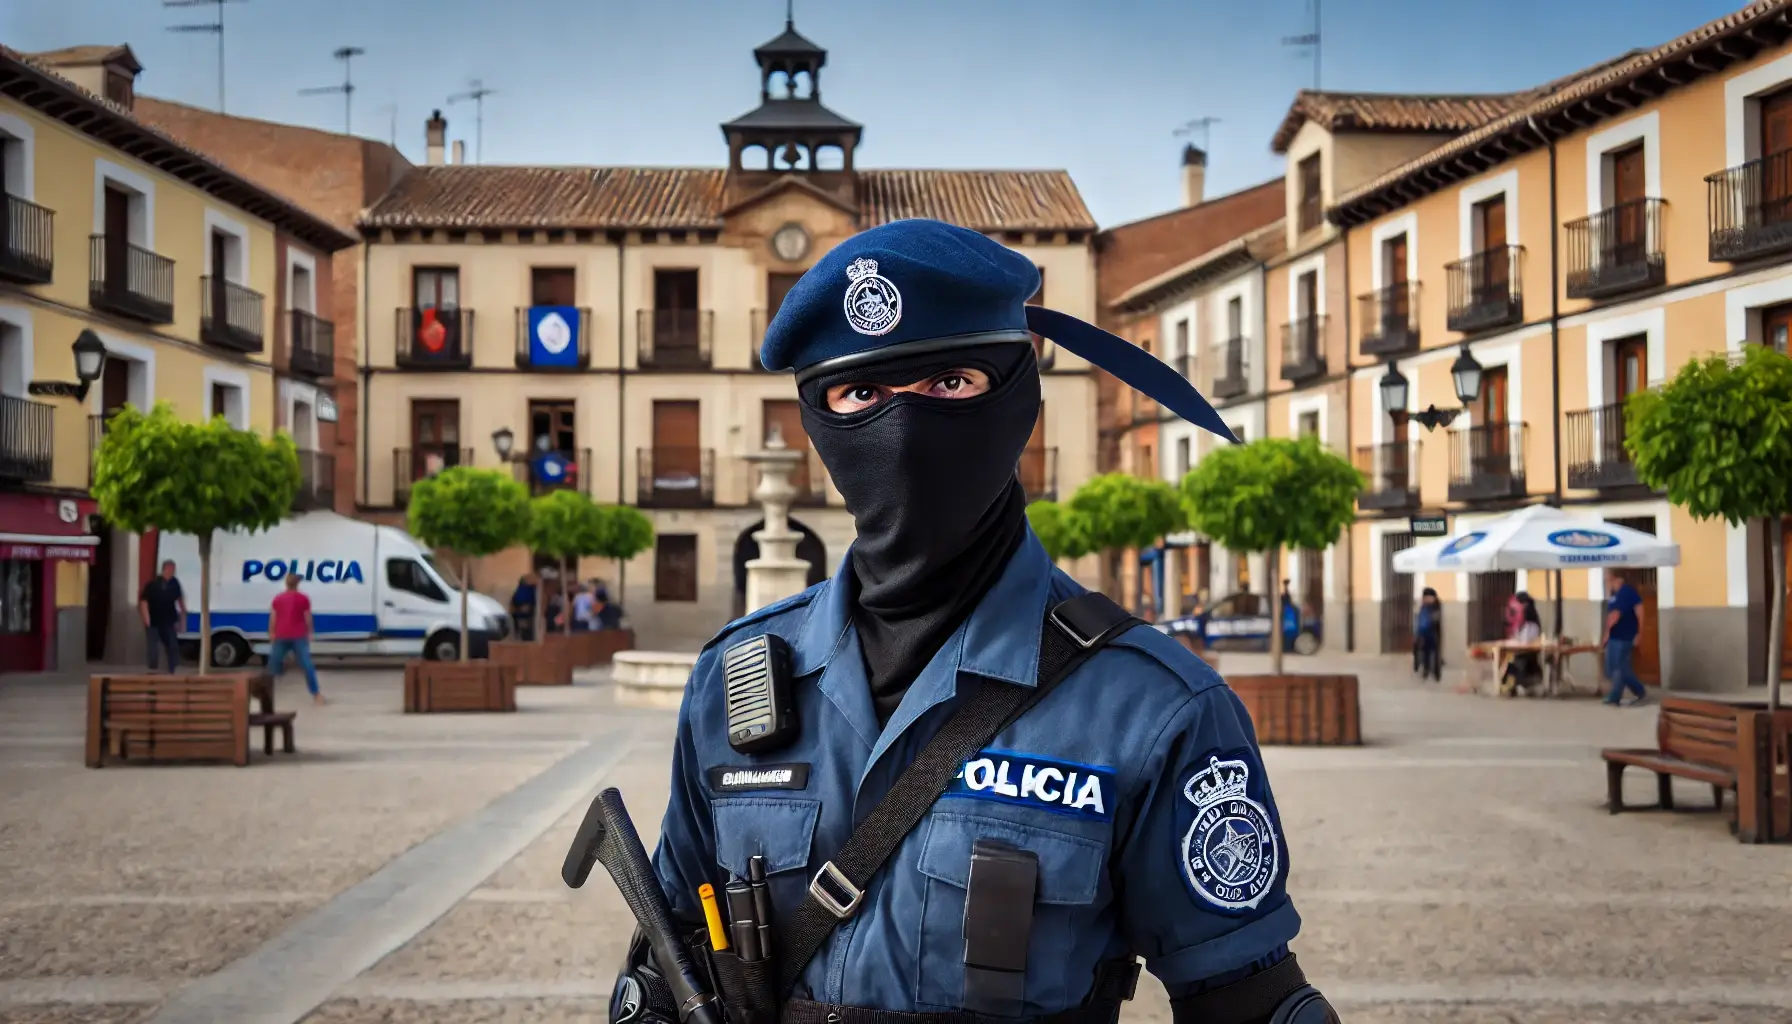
left=1601, top=573, right=1648, bottom=706
left=626, top=220, right=1334, bottom=1024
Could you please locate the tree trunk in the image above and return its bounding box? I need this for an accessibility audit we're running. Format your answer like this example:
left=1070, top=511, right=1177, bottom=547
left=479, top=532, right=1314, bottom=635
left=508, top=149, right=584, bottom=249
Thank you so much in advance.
left=1769, top=516, right=1786, bottom=714
left=561, top=558, right=572, bottom=637
left=1268, top=547, right=1284, bottom=676
left=459, top=557, right=471, bottom=662
left=198, top=533, right=212, bottom=675
left=533, top=579, right=545, bottom=645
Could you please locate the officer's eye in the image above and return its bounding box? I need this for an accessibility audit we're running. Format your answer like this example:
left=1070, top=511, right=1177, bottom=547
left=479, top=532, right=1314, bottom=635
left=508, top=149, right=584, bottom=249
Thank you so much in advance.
left=827, top=383, right=888, bottom=413
left=926, top=369, right=990, bottom=399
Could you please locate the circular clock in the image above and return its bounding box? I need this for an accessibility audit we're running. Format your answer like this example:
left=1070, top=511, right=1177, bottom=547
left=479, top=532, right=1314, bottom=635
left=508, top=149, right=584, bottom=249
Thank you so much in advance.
left=770, top=223, right=810, bottom=262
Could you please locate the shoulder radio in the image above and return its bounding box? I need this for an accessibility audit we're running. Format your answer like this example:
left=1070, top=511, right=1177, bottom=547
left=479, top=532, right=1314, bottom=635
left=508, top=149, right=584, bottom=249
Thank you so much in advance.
left=721, top=633, right=799, bottom=754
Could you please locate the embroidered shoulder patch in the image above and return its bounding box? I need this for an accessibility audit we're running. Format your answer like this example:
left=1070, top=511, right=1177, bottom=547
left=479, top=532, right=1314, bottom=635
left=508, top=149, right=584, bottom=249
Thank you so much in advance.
left=1180, top=753, right=1279, bottom=913
left=943, top=749, right=1115, bottom=822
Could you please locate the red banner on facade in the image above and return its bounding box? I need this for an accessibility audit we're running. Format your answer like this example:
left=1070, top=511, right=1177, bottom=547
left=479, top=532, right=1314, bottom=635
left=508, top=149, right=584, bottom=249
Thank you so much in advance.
left=0, top=543, right=97, bottom=563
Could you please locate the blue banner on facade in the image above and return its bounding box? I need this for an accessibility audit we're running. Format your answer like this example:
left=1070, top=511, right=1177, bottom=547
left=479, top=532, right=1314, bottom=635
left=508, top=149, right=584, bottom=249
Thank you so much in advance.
left=533, top=450, right=573, bottom=486
left=528, top=306, right=581, bottom=367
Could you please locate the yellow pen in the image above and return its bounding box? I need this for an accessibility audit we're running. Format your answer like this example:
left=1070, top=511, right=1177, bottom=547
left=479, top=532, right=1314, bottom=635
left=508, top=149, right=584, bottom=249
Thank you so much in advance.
left=698, top=883, right=730, bottom=951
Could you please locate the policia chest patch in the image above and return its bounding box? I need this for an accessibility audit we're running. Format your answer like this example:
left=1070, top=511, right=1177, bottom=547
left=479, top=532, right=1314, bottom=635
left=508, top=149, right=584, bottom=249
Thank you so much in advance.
left=706, top=763, right=811, bottom=793
left=943, top=749, right=1116, bottom=822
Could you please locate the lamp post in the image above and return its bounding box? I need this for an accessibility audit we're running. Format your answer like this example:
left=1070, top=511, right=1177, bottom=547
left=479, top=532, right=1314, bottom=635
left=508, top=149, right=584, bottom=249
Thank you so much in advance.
left=1380, top=345, right=1483, bottom=432
left=491, top=426, right=518, bottom=462
left=28, top=330, right=108, bottom=402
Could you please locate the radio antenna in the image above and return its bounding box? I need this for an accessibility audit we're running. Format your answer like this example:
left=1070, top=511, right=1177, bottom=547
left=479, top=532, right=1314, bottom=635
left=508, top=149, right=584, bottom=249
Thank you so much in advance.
left=298, top=46, right=366, bottom=134
left=1282, top=0, right=1321, bottom=90
left=164, top=0, right=246, bottom=112
left=448, top=79, right=496, bottom=163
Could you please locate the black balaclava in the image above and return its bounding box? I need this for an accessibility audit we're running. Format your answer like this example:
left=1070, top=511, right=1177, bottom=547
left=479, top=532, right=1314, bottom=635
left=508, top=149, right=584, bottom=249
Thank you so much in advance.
left=799, top=341, right=1041, bottom=725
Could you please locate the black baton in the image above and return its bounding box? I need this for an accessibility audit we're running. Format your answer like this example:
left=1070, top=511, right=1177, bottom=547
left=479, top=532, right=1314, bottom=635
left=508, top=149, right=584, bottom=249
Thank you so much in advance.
left=564, top=788, right=723, bottom=1024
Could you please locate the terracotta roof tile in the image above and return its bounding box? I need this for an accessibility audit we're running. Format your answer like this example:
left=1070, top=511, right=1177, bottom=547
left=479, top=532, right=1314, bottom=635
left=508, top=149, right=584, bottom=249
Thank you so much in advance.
left=359, top=166, right=1095, bottom=233
left=1270, top=91, right=1528, bottom=153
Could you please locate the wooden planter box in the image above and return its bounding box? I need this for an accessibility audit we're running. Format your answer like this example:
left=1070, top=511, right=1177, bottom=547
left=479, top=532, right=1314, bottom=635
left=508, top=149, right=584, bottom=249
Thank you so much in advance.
left=86, top=673, right=254, bottom=767
left=562, top=629, right=636, bottom=668
left=404, top=660, right=519, bottom=713
left=1733, top=706, right=1792, bottom=844
left=488, top=639, right=576, bottom=685
left=1226, top=674, right=1361, bottom=746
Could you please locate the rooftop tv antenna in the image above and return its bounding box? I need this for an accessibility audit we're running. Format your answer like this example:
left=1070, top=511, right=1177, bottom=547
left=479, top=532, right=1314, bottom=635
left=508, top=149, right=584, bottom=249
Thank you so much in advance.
left=376, top=103, right=399, bottom=147
left=164, top=0, right=246, bottom=113
left=298, top=46, right=366, bottom=135
left=1282, top=0, right=1321, bottom=90
left=1174, top=117, right=1221, bottom=153
left=448, top=78, right=496, bottom=163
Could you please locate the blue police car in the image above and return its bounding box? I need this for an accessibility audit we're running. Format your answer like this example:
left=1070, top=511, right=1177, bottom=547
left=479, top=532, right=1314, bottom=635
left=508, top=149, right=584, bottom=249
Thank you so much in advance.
left=1154, top=591, right=1324, bottom=655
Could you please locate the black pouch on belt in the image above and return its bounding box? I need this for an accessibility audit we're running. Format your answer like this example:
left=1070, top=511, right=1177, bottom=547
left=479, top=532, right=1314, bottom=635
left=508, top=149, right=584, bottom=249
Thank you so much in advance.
left=963, top=838, right=1040, bottom=1017
left=703, top=946, right=778, bottom=1024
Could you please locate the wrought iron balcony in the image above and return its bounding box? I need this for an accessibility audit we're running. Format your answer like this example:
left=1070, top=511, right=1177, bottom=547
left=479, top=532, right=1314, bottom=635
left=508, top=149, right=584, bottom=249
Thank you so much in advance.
left=638, top=447, right=715, bottom=507
left=637, top=309, right=714, bottom=370
left=1279, top=316, right=1327, bottom=382
left=0, top=393, right=53, bottom=483
left=0, top=194, right=54, bottom=284
left=513, top=447, right=592, bottom=496
left=393, top=445, right=473, bottom=506
left=1359, top=282, right=1420, bottom=357
left=514, top=306, right=592, bottom=370
left=1354, top=441, right=1420, bottom=511
left=396, top=307, right=474, bottom=369
left=89, top=235, right=174, bottom=324
left=1444, top=246, right=1524, bottom=334
left=294, top=449, right=336, bottom=512
left=1018, top=446, right=1058, bottom=502
left=1565, top=199, right=1665, bottom=299
left=1447, top=422, right=1528, bottom=502
left=1212, top=336, right=1249, bottom=399
left=288, top=310, right=334, bottom=378
left=1707, top=150, right=1792, bottom=262
left=201, top=277, right=265, bottom=353
left=1565, top=403, right=1641, bottom=490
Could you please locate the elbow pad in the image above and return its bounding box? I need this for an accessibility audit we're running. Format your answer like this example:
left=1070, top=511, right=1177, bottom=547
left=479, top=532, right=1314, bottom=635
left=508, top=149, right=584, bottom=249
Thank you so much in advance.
left=1169, top=955, right=1339, bottom=1024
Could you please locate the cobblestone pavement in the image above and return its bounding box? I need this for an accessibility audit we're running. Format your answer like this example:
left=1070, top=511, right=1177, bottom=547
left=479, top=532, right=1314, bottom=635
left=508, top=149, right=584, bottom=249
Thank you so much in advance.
left=2, top=652, right=1788, bottom=1024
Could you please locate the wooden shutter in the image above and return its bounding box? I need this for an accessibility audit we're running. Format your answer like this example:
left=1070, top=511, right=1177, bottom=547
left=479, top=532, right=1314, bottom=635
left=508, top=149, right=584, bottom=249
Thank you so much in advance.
left=654, top=535, right=699, bottom=602
left=652, top=400, right=701, bottom=478
left=531, top=268, right=576, bottom=306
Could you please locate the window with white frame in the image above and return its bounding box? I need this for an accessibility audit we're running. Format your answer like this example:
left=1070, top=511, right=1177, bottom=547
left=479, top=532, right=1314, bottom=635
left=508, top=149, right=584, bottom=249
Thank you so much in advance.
left=0, top=113, right=33, bottom=202
left=206, top=378, right=247, bottom=428
left=0, top=316, right=25, bottom=397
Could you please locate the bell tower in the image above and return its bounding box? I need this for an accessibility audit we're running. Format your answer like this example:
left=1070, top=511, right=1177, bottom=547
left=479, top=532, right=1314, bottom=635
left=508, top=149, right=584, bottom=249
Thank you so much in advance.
left=721, top=6, right=862, bottom=207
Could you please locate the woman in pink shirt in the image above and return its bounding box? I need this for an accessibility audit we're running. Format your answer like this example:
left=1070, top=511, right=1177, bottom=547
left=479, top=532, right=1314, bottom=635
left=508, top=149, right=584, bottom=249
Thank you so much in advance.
left=268, top=574, right=324, bottom=705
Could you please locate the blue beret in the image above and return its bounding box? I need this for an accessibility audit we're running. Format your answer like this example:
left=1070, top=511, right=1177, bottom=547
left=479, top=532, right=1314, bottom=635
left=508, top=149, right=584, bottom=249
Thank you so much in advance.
left=760, top=218, right=1238, bottom=442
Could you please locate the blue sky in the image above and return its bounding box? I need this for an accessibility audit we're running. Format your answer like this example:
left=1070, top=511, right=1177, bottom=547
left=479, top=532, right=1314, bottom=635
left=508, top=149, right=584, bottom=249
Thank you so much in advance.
left=3, top=0, right=1748, bottom=226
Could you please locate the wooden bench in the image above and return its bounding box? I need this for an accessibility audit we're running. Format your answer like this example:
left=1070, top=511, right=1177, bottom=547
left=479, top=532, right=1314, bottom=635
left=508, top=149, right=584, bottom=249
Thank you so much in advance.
left=86, top=674, right=252, bottom=768
left=1602, top=696, right=1740, bottom=815
left=249, top=711, right=296, bottom=755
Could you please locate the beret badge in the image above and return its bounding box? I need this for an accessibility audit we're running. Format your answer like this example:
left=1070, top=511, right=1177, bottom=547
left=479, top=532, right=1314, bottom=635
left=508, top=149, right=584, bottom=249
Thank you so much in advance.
left=842, top=256, right=902, bottom=337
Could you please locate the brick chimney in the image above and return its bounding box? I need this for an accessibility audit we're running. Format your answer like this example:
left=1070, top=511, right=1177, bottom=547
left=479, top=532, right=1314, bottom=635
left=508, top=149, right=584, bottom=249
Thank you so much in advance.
left=1181, top=144, right=1206, bottom=207
left=425, top=110, right=447, bottom=166
left=451, top=139, right=465, bottom=165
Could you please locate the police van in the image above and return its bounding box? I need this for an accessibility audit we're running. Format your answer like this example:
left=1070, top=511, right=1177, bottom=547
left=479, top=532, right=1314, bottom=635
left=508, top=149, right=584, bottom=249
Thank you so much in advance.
left=157, top=511, right=511, bottom=668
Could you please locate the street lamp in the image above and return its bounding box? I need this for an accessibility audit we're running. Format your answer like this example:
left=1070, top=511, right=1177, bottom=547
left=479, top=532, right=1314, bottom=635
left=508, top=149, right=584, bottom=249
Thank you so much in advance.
left=491, top=426, right=517, bottom=462
left=28, top=330, right=108, bottom=402
left=1381, top=345, right=1485, bottom=432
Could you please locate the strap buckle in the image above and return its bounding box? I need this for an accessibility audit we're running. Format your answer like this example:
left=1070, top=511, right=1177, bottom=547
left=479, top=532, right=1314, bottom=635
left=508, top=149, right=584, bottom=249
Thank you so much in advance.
left=808, top=861, right=864, bottom=919
left=1048, top=607, right=1101, bottom=649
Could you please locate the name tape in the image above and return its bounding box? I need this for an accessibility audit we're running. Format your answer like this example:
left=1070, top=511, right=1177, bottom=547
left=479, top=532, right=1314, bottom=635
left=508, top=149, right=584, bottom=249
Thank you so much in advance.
left=706, top=763, right=812, bottom=793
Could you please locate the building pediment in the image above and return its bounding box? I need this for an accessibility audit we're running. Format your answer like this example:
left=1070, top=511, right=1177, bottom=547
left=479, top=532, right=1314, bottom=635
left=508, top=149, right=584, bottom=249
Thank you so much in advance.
left=720, top=172, right=860, bottom=223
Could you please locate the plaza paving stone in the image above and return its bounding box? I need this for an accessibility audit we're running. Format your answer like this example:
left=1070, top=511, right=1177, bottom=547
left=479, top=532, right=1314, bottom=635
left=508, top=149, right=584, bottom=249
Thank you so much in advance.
left=3, top=652, right=1789, bottom=1024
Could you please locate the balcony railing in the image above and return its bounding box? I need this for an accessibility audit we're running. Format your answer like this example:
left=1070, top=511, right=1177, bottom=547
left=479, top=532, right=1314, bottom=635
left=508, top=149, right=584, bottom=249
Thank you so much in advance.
left=1565, top=403, right=1641, bottom=490
left=1447, top=422, right=1528, bottom=502
left=1565, top=198, right=1665, bottom=299
left=638, top=447, right=715, bottom=507
left=637, top=309, right=714, bottom=370
left=294, top=449, right=335, bottom=511
left=0, top=194, right=54, bottom=284
left=1212, top=336, right=1248, bottom=399
left=89, top=235, right=174, bottom=323
left=0, top=394, right=53, bottom=483
left=514, top=306, right=592, bottom=370
left=1444, top=246, right=1524, bottom=334
left=396, top=307, right=474, bottom=369
left=1359, top=282, right=1420, bottom=357
left=514, top=447, right=592, bottom=496
left=393, top=445, right=473, bottom=506
left=1018, top=447, right=1058, bottom=502
left=288, top=310, right=334, bottom=378
left=1279, top=316, right=1327, bottom=382
left=201, top=277, right=265, bottom=353
left=1354, top=441, right=1420, bottom=511
left=1707, top=150, right=1792, bottom=262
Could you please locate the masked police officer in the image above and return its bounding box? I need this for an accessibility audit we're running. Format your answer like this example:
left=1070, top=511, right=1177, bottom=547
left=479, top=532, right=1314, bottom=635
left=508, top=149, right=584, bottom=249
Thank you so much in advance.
left=628, top=219, right=1337, bottom=1024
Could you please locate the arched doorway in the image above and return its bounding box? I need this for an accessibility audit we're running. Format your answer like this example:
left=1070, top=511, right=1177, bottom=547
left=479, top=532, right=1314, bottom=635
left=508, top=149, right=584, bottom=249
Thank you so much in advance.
left=732, top=519, right=828, bottom=620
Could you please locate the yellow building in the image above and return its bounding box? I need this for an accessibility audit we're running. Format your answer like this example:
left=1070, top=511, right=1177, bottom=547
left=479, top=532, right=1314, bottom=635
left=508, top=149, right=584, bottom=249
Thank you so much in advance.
left=355, top=19, right=1102, bottom=650
left=0, top=44, right=357, bottom=673
left=1330, top=1, right=1792, bottom=692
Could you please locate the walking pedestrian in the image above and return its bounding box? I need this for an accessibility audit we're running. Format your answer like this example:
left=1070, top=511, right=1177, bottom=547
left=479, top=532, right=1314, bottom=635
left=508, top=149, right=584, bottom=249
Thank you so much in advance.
left=138, top=560, right=186, bottom=673
left=1415, top=587, right=1443, bottom=681
left=1601, top=572, right=1648, bottom=706
left=268, top=574, right=324, bottom=705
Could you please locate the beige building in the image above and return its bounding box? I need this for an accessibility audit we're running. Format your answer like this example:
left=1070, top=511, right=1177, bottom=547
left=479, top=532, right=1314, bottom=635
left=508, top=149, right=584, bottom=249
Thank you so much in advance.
left=355, top=19, right=1102, bottom=649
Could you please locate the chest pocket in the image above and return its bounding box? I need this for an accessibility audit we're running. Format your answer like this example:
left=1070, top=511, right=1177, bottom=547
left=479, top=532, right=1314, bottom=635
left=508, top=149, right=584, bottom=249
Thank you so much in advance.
left=914, top=811, right=1106, bottom=1013
left=711, top=797, right=821, bottom=929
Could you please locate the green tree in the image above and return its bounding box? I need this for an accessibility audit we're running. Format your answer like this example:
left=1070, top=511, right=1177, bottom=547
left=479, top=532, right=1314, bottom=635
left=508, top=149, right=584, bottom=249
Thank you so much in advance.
left=1180, top=437, right=1363, bottom=673
left=407, top=467, right=532, bottom=660
left=1627, top=345, right=1792, bottom=709
left=524, top=489, right=604, bottom=639
left=1027, top=500, right=1095, bottom=562
left=91, top=402, right=299, bottom=674
left=1066, top=473, right=1188, bottom=603
left=592, top=505, right=656, bottom=566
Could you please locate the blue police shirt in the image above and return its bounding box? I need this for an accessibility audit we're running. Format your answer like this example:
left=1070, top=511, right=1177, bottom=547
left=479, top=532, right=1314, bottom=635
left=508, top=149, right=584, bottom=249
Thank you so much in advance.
left=652, top=531, right=1301, bottom=1014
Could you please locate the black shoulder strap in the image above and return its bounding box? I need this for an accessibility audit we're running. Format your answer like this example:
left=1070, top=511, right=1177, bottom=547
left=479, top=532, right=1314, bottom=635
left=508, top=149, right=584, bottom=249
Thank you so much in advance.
left=774, top=591, right=1140, bottom=997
